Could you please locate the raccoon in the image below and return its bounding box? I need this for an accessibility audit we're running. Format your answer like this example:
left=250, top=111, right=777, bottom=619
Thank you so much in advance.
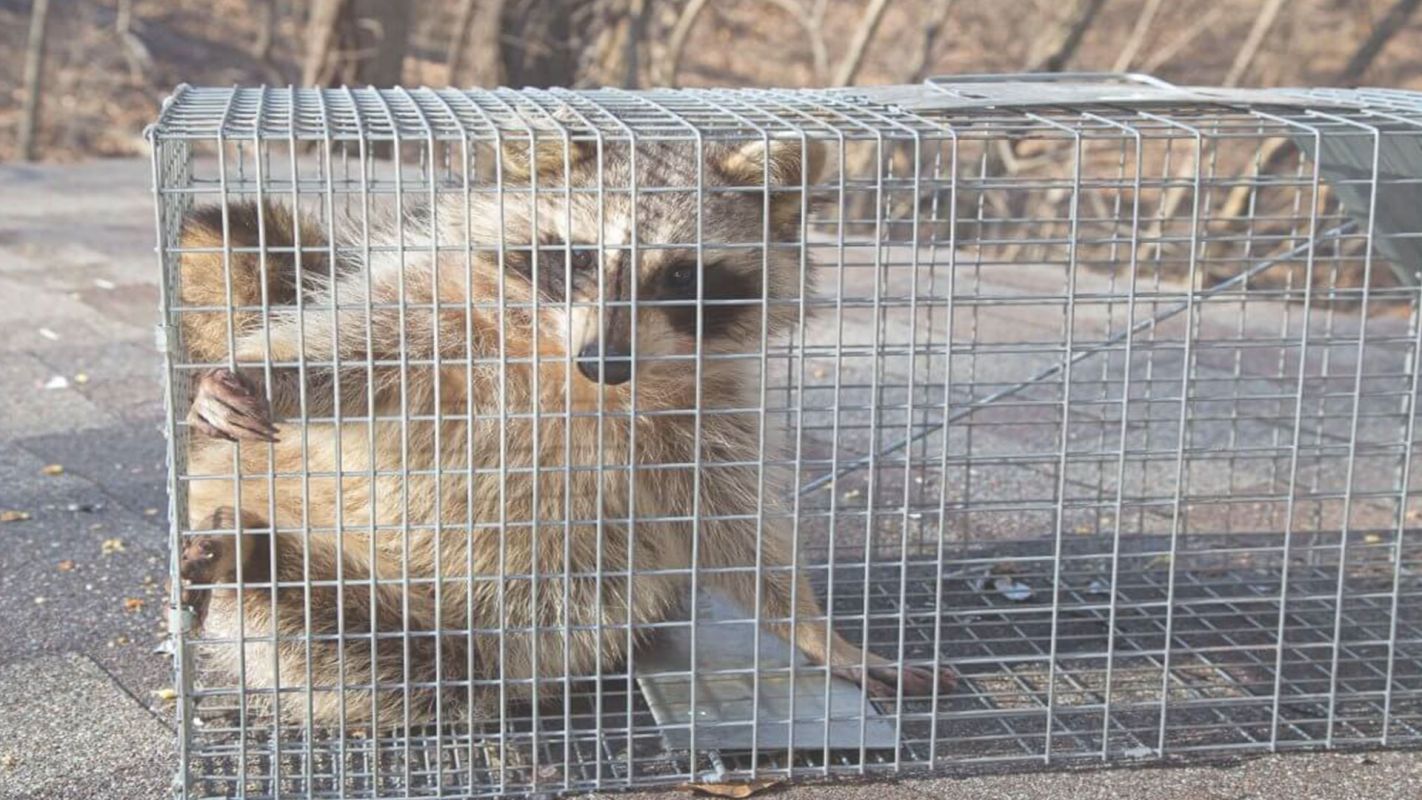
left=175, top=132, right=956, bottom=727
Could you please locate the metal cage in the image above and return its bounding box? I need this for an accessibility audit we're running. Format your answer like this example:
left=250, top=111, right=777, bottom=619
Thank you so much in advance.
left=149, top=74, right=1422, bottom=799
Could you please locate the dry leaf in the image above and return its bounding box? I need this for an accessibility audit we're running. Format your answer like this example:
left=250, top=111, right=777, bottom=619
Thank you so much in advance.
left=153, top=687, right=178, bottom=702
left=101, top=538, right=126, bottom=555
left=0, top=510, right=30, bottom=523
left=57, top=560, right=75, bottom=572
left=40, top=464, right=64, bottom=476
left=124, top=597, right=146, bottom=613
left=679, top=779, right=784, bottom=798
left=993, top=575, right=1035, bottom=602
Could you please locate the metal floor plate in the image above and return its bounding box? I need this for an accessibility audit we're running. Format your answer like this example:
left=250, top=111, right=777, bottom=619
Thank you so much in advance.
left=635, top=589, right=897, bottom=751
left=182, top=546, right=1422, bottom=798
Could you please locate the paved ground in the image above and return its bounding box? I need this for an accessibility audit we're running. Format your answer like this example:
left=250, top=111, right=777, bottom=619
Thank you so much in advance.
left=1, top=158, right=178, bottom=800
left=2, top=157, right=1419, bottom=799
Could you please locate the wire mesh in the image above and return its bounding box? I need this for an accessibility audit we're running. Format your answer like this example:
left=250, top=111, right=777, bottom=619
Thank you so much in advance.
left=149, top=75, right=1422, bottom=799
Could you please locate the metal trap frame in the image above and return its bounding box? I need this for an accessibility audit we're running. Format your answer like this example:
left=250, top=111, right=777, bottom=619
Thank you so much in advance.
left=148, top=74, right=1422, bottom=798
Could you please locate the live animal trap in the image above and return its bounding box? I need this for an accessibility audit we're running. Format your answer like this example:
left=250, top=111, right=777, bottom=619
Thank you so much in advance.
left=149, top=74, right=1422, bottom=798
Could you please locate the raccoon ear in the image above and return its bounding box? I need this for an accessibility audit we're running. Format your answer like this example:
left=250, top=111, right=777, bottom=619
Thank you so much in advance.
left=498, top=135, right=596, bottom=185
left=716, top=138, right=826, bottom=233
left=716, top=137, right=827, bottom=189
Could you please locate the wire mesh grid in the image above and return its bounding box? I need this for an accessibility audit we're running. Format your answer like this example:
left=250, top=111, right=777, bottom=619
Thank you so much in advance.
left=148, top=75, right=1422, bottom=798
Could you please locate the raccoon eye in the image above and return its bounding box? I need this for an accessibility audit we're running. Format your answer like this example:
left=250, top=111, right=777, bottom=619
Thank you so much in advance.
left=666, top=263, right=696, bottom=292
left=571, top=250, right=597, bottom=271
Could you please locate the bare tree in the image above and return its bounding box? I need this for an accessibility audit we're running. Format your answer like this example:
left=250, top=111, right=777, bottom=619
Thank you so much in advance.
left=1026, top=0, right=1107, bottom=73
left=833, top=0, right=891, bottom=86
left=1338, top=0, right=1422, bottom=85
left=1220, top=0, right=1422, bottom=219
left=114, top=0, right=152, bottom=82
left=1153, top=0, right=1286, bottom=233
left=502, top=0, right=587, bottom=88
left=807, top=0, right=830, bottom=85
left=910, top=0, right=958, bottom=82
left=253, top=0, right=277, bottom=63
left=657, top=0, right=709, bottom=87
left=622, top=0, right=651, bottom=88
left=19, top=0, right=51, bottom=162
left=451, top=0, right=508, bottom=86
left=444, top=0, right=637, bottom=89
left=1138, top=3, right=1226, bottom=73
left=759, top=0, right=831, bottom=84
left=303, top=0, right=411, bottom=87
left=1111, top=0, right=1164, bottom=73
left=1223, top=0, right=1286, bottom=87
left=303, top=0, right=347, bottom=86
left=446, top=0, right=480, bottom=84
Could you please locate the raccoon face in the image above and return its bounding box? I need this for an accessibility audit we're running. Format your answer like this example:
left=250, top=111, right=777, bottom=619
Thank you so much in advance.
left=475, top=135, right=826, bottom=397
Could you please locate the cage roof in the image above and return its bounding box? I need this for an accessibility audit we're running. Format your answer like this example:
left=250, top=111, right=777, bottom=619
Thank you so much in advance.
left=147, top=74, right=1422, bottom=144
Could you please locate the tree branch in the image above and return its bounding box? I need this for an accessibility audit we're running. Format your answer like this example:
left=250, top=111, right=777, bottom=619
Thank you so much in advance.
left=1339, top=0, right=1422, bottom=85
left=910, top=0, right=957, bottom=82
left=658, top=0, right=710, bottom=87
left=445, top=0, right=478, bottom=84
left=1138, top=3, right=1224, bottom=73
left=1222, top=0, right=1285, bottom=87
left=832, top=0, right=890, bottom=86
left=19, top=0, right=52, bottom=162
left=1110, top=0, right=1163, bottom=73
left=1027, top=0, right=1107, bottom=73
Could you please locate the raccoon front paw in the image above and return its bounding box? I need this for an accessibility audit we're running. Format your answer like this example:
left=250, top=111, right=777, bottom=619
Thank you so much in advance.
left=187, top=368, right=278, bottom=443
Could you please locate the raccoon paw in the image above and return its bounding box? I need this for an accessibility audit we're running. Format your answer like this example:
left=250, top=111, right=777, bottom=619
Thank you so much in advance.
left=177, top=507, right=255, bottom=627
left=892, top=663, right=959, bottom=698
left=178, top=534, right=225, bottom=627
left=831, top=664, right=895, bottom=699
left=187, top=368, right=278, bottom=443
left=832, top=662, right=958, bottom=700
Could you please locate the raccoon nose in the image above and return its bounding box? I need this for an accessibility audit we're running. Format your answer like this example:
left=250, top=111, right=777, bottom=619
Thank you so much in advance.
left=576, top=343, right=632, bottom=386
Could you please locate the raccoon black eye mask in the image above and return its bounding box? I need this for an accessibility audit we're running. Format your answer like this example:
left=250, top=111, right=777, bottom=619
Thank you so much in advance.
left=499, top=247, right=760, bottom=339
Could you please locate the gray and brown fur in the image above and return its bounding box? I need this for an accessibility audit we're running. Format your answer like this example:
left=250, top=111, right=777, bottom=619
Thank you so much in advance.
left=175, top=133, right=954, bottom=728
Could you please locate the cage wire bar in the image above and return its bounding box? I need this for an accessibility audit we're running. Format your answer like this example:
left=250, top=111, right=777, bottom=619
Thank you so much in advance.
left=148, top=74, right=1422, bottom=799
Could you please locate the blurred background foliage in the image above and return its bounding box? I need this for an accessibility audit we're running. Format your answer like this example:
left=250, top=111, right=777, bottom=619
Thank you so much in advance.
left=3, top=0, right=1420, bottom=162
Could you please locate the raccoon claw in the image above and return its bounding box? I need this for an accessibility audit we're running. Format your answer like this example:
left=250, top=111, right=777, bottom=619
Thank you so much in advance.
left=178, top=534, right=223, bottom=627
left=177, top=507, right=250, bottom=628
left=832, top=665, right=894, bottom=699
left=833, top=663, right=958, bottom=700
left=188, top=369, right=279, bottom=443
left=891, top=663, right=959, bottom=698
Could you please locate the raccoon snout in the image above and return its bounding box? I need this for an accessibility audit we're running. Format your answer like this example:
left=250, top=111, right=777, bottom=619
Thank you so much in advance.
left=576, top=342, right=633, bottom=386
